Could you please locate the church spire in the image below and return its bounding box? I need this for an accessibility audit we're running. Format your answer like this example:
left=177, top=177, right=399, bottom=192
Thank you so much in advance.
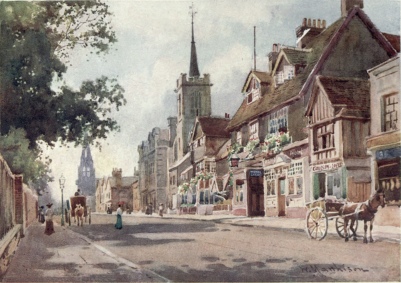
left=189, top=4, right=200, bottom=78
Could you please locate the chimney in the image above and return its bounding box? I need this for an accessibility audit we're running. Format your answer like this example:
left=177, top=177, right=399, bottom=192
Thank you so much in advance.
left=296, top=18, right=326, bottom=48
left=341, top=0, right=363, bottom=17
left=268, top=43, right=281, bottom=73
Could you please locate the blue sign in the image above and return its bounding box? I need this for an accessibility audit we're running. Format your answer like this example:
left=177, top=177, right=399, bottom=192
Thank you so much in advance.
left=249, top=170, right=263, bottom=177
left=376, top=147, right=401, bottom=160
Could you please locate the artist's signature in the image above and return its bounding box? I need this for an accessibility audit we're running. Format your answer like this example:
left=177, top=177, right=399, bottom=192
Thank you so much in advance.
left=300, top=264, right=369, bottom=274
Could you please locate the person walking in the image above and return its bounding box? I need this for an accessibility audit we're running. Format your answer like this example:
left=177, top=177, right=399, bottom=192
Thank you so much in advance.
left=115, top=204, right=123, bottom=229
left=158, top=203, right=164, bottom=217
left=44, top=203, right=55, bottom=235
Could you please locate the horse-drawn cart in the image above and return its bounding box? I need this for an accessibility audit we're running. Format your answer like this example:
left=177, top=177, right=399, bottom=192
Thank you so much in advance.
left=305, top=198, right=358, bottom=240
left=305, top=190, right=385, bottom=242
left=67, top=195, right=91, bottom=226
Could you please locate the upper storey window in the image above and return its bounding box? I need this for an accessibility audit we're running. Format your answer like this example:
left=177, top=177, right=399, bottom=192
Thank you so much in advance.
left=247, top=78, right=260, bottom=104
left=249, top=120, right=259, bottom=140
left=383, top=94, right=399, bottom=132
left=268, top=107, right=288, bottom=135
left=284, top=65, right=295, bottom=80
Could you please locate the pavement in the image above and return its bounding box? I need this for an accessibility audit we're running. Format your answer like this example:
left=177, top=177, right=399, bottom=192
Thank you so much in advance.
left=2, top=212, right=400, bottom=282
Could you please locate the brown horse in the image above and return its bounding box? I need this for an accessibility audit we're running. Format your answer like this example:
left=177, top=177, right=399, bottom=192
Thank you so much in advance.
left=74, top=204, right=85, bottom=226
left=339, top=190, right=385, bottom=243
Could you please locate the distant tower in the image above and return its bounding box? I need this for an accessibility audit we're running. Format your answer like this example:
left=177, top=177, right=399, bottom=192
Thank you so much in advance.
left=76, top=141, right=96, bottom=197
left=175, top=4, right=212, bottom=159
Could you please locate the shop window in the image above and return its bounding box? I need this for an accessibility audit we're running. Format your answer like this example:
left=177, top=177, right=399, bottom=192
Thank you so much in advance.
left=266, top=180, right=276, bottom=196
left=235, top=184, right=244, bottom=204
left=383, top=94, right=399, bottom=132
left=296, top=177, right=303, bottom=194
left=378, top=160, right=401, bottom=204
left=289, top=178, right=295, bottom=195
left=326, top=172, right=341, bottom=199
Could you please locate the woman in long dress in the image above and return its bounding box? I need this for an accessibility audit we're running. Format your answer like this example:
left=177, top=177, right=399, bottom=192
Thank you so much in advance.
left=115, top=204, right=123, bottom=229
left=44, top=203, right=55, bottom=235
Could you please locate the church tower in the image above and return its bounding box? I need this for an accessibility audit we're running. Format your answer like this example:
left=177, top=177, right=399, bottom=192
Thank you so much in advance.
left=175, top=5, right=212, bottom=160
left=76, top=141, right=96, bottom=198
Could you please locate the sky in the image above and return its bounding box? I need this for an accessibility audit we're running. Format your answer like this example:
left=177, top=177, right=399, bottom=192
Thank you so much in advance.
left=42, top=0, right=400, bottom=202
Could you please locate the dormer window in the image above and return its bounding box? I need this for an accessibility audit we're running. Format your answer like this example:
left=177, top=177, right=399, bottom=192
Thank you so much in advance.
left=247, top=78, right=260, bottom=104
left=275, top=71, right=284, bottom=85
left=284, top=65, right=295, bottom=80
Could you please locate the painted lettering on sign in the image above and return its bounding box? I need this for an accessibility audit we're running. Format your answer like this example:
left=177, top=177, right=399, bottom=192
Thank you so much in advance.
left=311, top=162, right=342, bottom=172
left=249, top=170, right=263, bottom=177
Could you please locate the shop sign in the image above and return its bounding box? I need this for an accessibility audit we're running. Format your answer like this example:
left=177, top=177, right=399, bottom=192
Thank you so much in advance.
left=311, top=162, right=342, bottom=172
left=376, top=147, right=401, bottom=161
left=249, top=170, right=263, bottom=177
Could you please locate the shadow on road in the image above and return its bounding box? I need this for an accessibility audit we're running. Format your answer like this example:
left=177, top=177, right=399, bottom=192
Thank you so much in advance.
left=68, top=222, right=219, bottom=247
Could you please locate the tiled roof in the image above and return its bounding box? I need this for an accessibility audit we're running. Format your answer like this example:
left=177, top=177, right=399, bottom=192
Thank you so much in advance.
left=282, top=48, right=309, bottom=65
left=241, top=70, right=273, bottom=93
left=317, top=76, right=370, bottom=117
left=109, top=176, right=136, bottom=188
left=382, top=32, right=400, bottom=52
left=228, top=7, right=397, bottom=131
left=198, top=117, right=231, bottom=138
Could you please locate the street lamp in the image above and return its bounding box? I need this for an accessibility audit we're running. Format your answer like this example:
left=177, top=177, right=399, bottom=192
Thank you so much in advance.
left=59, top=174, right=66, bottom=226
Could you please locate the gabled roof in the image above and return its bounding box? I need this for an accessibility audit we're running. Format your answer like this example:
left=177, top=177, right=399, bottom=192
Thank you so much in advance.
left=109, top=176, right=136, bottom=188
left=299, top=6, right=398, bottom=97
left=271, top=48, right=310, bottom=76
left=227, top=6, right=397, bottom=131
left=191, top=116, right=231, bottom=141
left=241, top=70, right=272, bottom=93
left=306, top=76, right=370, bottom=118
left=382, top=33, right=400, bottom=52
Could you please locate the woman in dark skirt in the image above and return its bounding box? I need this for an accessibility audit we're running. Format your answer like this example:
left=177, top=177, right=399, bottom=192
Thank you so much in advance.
left=115, top=204, right=123, bottom=229
left=44, top=203, right=55, bottom=235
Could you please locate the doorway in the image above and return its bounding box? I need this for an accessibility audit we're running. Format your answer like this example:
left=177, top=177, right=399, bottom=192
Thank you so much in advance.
left=247, top=170, right=265, bottom=217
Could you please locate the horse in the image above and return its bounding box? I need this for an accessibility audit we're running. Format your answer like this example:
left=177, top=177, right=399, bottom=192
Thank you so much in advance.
left=339, top=190, right=385, bottom=243
left=74, top=204, right=85, bottom=226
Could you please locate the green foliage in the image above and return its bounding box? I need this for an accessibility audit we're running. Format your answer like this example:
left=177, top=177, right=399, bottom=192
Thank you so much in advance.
left=0, top=128, right=52, bottom=193
left=0, top=1, right=125, bottom=185
left=0, top=1, right=125, bottom=148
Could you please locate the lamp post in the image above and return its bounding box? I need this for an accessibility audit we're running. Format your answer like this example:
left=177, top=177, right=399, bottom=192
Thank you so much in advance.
left=59, top=174, right=66, bottom=226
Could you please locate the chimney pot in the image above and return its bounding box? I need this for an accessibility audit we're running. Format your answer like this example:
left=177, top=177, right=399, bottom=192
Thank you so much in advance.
left=302, top=18, right=307, bottom=27
left=307, top=18, right=311, bottom=27
left=317, top=19, right=321, bottom=28
left=322, top=20, right=326, bottom=28
left=312, top=19, right=316, bottom=27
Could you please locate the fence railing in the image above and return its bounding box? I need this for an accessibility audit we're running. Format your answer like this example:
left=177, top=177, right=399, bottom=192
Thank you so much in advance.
left=0, top=155, right=15, bottom=240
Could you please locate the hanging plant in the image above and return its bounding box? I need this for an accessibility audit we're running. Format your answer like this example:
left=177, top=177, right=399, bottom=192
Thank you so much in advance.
left=262, top=131, right=291, bottom=154
left=244, top=137, right=260, bottom=153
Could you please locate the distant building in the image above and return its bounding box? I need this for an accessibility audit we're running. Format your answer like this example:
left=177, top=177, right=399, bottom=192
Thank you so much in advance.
left=76, top=143, right=96, bottom=211
left=96, top=168, right=135, bottom=212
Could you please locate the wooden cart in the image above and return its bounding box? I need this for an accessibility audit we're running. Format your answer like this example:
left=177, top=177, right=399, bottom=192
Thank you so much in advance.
left=305, top=198, right=358, bottom=240
left=67, top=195, right=91, bottom=226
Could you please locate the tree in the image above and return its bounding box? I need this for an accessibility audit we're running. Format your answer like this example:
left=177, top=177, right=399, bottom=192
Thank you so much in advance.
left=0, top=1, right=125, bottom=185
left=0, top=1, right=125, bottom=148
left=0, top=128, right=52, bottom=194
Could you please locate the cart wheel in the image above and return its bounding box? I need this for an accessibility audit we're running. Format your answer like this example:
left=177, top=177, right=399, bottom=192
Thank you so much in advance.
left=306, top=207, right=328, bottom=240
left=335, top=218, right=358, bottom=238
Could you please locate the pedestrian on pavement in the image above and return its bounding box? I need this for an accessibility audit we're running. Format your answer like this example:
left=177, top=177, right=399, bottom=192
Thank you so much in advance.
left=115, top=204, right=123, bottom=229
left=158, top=203, right=164, bottom=217
left=44, top=203, right=55, bottom=235
left=38, top=206, right=45, bottom=223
